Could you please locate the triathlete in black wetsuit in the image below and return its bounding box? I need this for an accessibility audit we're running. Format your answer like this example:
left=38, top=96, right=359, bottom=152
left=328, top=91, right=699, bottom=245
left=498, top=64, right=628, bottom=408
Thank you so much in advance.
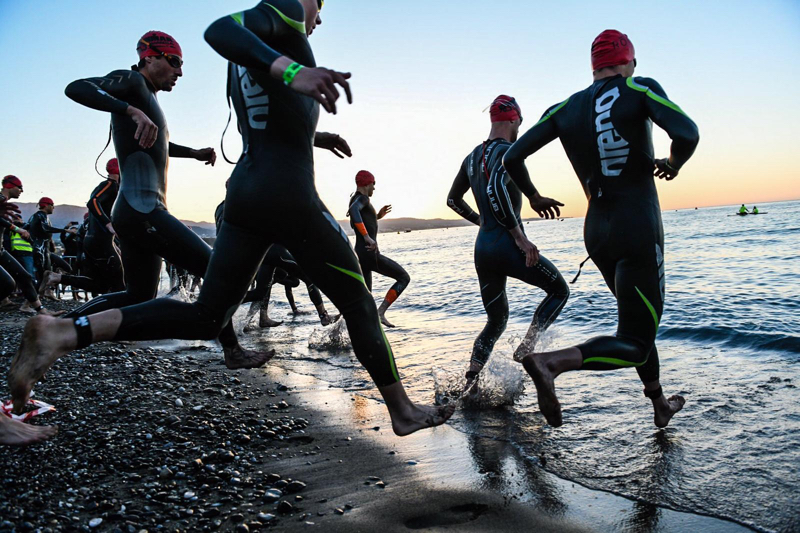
left=348, top=170, right=409, bottom=328
left=58, top=30, right=269, bottom=369
left=447, top=95, right=569, bottom=391
left=27, top=198, right=72, bottom=287
left=214, top=199, right=332, bottom=327
left=0, top=176, right=59, bottom=315
left=40, top=159, right=125, bottom=298
left=11, top=0, right=453, bottom=436
left=504, top=30, right=699, bottom=428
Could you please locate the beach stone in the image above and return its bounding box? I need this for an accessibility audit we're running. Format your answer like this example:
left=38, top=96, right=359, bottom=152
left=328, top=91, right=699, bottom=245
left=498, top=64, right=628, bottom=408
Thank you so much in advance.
left=286, top=481, right=306, bottom=493
left=89, top=518, right=103, bottom=528
left=277, top=501, right=294, bottom=514
left=175, top=399, right=184, bottom=407
left=257, top=513, right=275, bottom=522
left=376, top=481, right=386, bottom=489
left=235, top=525, right=249, bottom=533
left=263, top=489, right=282, bottom=502
left=230, top=513, right=244, bottom=523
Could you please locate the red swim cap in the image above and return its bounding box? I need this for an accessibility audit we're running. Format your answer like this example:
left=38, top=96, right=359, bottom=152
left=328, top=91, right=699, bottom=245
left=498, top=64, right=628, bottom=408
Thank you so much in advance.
left=106, top=158, right=120, bottom=175
left=490, top=95, right=522, bottom=123
left=38, top=197, right=54, bottom=207
left=355, top=170, right=375, bottom=187
left=137, top=31, right=182, bottom=60
left=2, top=175, right=23, bottom=190
left=591, top=30, right=635, bottom=71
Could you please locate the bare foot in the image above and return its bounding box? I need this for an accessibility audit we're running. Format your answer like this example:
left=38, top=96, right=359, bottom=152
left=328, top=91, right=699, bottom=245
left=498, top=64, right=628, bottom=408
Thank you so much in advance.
left=379, top=312, right=396, bottom=328
left=9, top=316, right=66, bottom=414
left=522, top=354, right=563, bottom=427
left=258, top=313, right=283, bottom=328
left=38, top=270, right=59, bottom=297
left=223, top=345, right=276, bottom=369
left=0, top=415, right=57, bottom=446
left=513, top=328, right=539, bottom=362
left=391, top=403, right=456, bottom=436
left=653, top=394, right=686, bottom=428
left=319, top=312, right=334, bottom=326
left=1, top=297, right=15, bottom=308
left=37, top=307, right=66, bottom=317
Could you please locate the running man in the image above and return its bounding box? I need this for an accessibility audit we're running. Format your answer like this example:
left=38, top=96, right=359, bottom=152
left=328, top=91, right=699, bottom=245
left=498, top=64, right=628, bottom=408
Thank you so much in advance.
left=27, top=197, right=73, bottom=288
left=0, top=176, right=60, bottom=315
left=40, top=158, right=125, bottom=297
left=10, top=0, right=453, bottom=436
left=447, top=95, right=569, bottom=392
left=348, top=170, right=409, bottom=328
left=503, top=30, right=699, bottom=427
left=58, top=30, right=270, bottom=369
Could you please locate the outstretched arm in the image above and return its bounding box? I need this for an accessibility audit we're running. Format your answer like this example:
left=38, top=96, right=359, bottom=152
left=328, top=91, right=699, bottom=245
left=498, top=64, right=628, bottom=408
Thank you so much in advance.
left=503, top=103, right=566, bottom=219
left=169, top=143, right=217, bottom=166
left=446, top=159, right=480, bottom=226
left=628, top=77, right=699, bottom=179
left=314, top=132, right=352, bottom=158
left=205, top=5, right=352, bottom=114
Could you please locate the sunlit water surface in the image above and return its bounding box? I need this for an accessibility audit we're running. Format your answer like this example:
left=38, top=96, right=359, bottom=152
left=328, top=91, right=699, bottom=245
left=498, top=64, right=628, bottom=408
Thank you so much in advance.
left=175, top=201, right=798, bottom=532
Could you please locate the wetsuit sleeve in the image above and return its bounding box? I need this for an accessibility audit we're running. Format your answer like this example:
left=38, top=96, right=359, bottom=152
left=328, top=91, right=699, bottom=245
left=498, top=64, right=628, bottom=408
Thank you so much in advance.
left=204, top=3, right=299, bottom=72
left=87, top=181, right=114, bottom=226
left=446, top=157, right=480, bottom=225
left=629, top=77, right=699, bottom=170
left=168, top=143, right=195, bottom=158
left=349, top=195, right=370, bottom=236
left=64, top=70, right=146, bottom=115
left=503, top=101, right=565, bottom=198
left=32, top=213, right=65, bottom=235
left=487, top=147, right=521, bottom=230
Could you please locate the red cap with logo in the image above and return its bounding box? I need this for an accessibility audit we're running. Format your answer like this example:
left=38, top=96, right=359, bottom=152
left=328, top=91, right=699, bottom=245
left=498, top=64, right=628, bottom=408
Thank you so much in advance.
left=591, top=30, right=635, bottom=71
left=106, top=158, right=120, bottom=175
left=137, top=30, right=182, bottom=60
left=2, top=175, right=23, bottom=190
left=38, top=197, right=54, bottom=207
left=355, top=170, right=375, bottom=187
left=490, top=95, right=522, bottom=123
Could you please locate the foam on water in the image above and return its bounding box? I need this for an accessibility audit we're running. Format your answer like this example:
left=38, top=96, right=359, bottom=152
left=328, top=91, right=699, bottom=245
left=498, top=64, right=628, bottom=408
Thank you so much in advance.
left=308, top=317, right=352, bottom=351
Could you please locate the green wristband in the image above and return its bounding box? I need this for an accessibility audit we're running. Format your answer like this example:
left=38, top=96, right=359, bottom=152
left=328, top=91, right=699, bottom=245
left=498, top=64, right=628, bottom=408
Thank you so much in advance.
left=283, top=62, right=304, bottom=86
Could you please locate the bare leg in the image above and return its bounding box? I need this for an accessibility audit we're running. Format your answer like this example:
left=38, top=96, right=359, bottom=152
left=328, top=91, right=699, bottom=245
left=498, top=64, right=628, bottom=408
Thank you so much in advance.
left=316, top=303, right=333, bottom=326
left=9, top=310, right=122, bottom=413
left=378, top=381, right=456, bottom=436
left=38, top=270, right=61, bottom=297
left=520, top=347, right=582, bottom=427
left=644, top=380, right=685, bottom=428
left=377, top=299, right=396, bottom=328
left=461, top=360, right=483, bottom=397
left=258, top=302, right=282, bottom=328
left=0, top=414, right=57, bottom=446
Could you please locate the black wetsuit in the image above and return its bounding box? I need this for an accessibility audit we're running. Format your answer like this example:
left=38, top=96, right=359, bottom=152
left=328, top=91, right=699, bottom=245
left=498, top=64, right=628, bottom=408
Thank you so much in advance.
left=504, top=75, right=699, bottom=382
left=27, top=210, right=65, bottom=284
left=64, top=66, right=240, bottom=348
left=71, top=1, right=401, bottom=387
left=0, top=197, right=38, bottom=302
left=214, top=201, right=324, bottom=309
left=448, top=138, right=569, bottom=367
left=348, top=192, right=410, bottom=298
left=59, top=179, right=124, bottom=297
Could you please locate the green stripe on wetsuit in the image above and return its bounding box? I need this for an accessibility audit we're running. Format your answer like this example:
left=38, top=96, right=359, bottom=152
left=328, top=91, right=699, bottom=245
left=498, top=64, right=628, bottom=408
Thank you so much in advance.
left=626, top=77, right=688, bottom=117
left=265, top=3, right=306, bottom=33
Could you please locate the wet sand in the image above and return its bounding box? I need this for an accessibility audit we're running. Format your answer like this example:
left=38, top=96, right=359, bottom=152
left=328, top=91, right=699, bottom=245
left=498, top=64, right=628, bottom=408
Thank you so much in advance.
left=0, top=300, right=750, bottom=532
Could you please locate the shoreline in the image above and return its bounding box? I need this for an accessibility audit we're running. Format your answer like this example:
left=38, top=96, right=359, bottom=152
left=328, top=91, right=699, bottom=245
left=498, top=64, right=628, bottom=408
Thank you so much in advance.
left=1, top=304, right=754, bottom=532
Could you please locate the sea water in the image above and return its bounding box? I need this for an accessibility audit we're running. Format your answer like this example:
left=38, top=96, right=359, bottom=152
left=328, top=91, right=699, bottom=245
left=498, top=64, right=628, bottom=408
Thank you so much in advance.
left=230, top=200, right=799, bottom=532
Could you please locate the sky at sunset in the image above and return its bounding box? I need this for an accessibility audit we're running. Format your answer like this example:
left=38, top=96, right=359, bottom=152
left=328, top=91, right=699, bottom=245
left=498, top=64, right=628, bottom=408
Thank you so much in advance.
left=1, top=1, right=798, bottom=222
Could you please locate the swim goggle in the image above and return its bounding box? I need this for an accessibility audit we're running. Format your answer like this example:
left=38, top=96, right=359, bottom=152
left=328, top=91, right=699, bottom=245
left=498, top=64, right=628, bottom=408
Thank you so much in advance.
left=139, top=39, right=184, bottom=69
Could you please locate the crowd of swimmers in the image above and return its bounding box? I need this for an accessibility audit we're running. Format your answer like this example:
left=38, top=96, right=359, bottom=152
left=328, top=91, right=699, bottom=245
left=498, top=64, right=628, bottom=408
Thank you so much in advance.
left=0, top=0, right=698, bottom=448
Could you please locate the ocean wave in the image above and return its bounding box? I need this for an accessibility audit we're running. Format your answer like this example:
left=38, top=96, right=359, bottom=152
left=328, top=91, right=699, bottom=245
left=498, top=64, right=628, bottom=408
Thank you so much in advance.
left=658, top=325, right=800, bottom=354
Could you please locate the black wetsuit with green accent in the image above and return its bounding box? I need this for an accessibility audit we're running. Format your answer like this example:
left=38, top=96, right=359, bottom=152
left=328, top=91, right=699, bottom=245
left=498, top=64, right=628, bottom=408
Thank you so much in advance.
left=448, top=138, right=569, bottom=367
left=504, top=75, right=699, bottom=381
left=64, top=67, right=241, bottom=348
left=80, top=0, right=400, bottom=387
left=348, top=192, right=410, bottom=296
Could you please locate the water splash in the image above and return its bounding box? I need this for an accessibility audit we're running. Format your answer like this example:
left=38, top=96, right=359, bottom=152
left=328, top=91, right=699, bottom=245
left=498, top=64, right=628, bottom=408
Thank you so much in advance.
left=434, top=351, right=526, bottom=409
left=308, top=317, right=352, bottom=350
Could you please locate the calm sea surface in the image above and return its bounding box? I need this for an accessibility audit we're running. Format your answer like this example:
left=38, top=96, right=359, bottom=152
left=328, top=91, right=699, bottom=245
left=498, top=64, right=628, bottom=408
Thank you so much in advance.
left=227, top=200, right=799, bottom=532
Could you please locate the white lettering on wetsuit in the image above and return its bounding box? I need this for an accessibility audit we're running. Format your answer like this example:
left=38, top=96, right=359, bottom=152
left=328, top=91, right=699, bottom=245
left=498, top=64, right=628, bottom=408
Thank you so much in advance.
left=238, top=66, right=269, bottom=130
left=595, top=87, right=629, bottom=177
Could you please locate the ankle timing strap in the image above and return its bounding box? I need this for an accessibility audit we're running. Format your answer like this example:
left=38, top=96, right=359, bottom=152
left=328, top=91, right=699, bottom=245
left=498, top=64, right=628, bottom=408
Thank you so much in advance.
left=644, top=386, right=663, bottom=400
left=73, top=316, right=93, bottom=349
left=465, top=370, right=479, bottom=380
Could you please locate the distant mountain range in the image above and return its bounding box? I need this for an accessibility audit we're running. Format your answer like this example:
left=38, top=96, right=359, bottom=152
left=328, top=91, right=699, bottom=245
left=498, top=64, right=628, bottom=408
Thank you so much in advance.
left=10, top=202, right=477, bottom=243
